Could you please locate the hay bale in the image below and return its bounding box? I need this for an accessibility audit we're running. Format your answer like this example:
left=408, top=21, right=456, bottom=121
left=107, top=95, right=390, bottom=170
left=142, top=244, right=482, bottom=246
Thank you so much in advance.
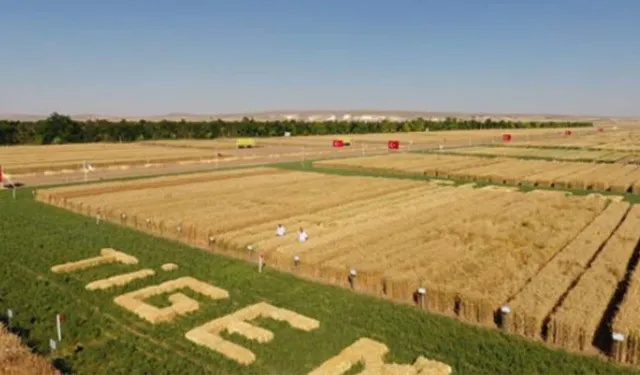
left=161, top=263, right=179, bottom=272
left=86, top=269, right=155, bottom=291
left=51, top=248, right=138, bottom=273
left=185, top=302, right=319, bottom=365
left=114, top=276, right=229, bottom=324
left=308, top=338, right=452, bottom=375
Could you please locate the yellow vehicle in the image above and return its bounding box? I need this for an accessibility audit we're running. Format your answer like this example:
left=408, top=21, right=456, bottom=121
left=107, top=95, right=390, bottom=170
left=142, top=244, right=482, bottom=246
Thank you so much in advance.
left=236, top=138, right=256, bottom=148
left=340, top=137, right=352, bottom=146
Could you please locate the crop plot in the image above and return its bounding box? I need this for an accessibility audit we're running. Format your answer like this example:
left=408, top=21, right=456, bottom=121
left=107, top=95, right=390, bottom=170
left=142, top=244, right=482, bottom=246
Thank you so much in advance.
left=504, top=201, right=631, bottom=340
left=612, top=247, right=640, bottom=365
left=546, top=205, right=640, bottom=352
left=509, top=130, right=640, bottom=152
left=0, top=143, right=227, bottom=175
left=316, top=154, right=640, bottom=193
left=36, top=165, right=640, bottom=361
left=444, top=146, right=629, bottom=162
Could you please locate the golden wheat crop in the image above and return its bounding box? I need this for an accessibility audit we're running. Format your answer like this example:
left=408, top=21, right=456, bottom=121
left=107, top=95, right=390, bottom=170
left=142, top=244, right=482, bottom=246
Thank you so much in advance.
left=446, top=146, right=626, bottom=161
left=39, top=166, right=633, bottom=352
left=318, top=154, right=640, bottom=193
left=0, top=142, right=222, bottom=174
left=509, top=130, right=640, bottom=153
left=505, top=201, right=630, bottom=339
left=612, top=260, right=640, bottom=365
left=547, top=205, right=640, bottom=352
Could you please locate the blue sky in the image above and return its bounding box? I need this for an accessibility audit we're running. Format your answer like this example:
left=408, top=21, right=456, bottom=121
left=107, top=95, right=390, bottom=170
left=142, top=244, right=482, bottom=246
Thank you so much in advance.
left=0, top=0, right=638, bottom=116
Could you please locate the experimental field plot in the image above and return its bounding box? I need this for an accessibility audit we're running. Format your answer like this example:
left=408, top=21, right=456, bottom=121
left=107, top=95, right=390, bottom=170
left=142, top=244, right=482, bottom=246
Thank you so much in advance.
left=256, top=128, right=592, bottom=147
left=36, top=167, right=640, bottom=359
left=316, top=153, right=640, bottom=194
left=0, top=143, right=220, bottom=175
left=509, top=130, right=640, bottom=152
left=443, top=146, right=631, bottom=162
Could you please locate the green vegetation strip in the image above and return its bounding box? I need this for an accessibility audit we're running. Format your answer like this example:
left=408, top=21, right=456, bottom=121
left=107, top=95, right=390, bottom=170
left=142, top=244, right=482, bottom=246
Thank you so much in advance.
left=0, top=189, right=636, bottom=374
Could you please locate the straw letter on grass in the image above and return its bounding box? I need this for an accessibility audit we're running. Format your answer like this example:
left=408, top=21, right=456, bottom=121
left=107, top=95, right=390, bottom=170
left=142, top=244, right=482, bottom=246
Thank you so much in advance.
left=114, top=276, right=229, bottom=324
left=51, top=248, right=139, bottom=273
left=308, top=338, right=452, bottom=375
left=185, top=302, right=320, bottom=365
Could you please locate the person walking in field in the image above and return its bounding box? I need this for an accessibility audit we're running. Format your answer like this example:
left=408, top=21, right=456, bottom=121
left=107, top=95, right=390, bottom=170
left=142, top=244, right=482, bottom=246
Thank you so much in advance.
left=298, top=227, right=308, bottom=244
left=276, top=224, right=286, bottom=237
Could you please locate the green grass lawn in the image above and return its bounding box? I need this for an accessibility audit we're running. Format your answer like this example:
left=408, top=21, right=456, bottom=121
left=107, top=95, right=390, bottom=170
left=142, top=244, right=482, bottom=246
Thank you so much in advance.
left=0, top=188, right=638, bottom=374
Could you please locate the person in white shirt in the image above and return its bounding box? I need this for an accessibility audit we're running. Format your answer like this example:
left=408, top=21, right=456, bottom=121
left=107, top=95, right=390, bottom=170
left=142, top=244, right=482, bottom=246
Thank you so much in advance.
left=298, top=227, right=308, bottom=243
left=276, top=224, right=286, bottom=237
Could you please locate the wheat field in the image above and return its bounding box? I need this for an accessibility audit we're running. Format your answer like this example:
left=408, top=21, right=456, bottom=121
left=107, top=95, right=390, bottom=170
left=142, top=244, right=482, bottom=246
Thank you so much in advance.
left=36, top=166, right=640, bottom=361
left=0, top=143, right=220, bottom=175
left=508, top=130, right=640, bottom=151
left=316, top=154, right=640, bottom=193
left=445, top=146, right=631, bottom=162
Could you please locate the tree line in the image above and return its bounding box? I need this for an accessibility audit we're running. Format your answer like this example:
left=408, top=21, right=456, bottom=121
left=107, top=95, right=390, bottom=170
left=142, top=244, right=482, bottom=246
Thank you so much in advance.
left=0, top=113, right=593, bottom=145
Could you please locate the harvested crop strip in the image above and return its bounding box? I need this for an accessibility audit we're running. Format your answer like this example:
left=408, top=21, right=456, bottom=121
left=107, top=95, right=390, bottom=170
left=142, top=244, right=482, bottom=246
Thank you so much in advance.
left=547, top=205, right=640, bottom=352
left=505, top=201, right=630, bottom=339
